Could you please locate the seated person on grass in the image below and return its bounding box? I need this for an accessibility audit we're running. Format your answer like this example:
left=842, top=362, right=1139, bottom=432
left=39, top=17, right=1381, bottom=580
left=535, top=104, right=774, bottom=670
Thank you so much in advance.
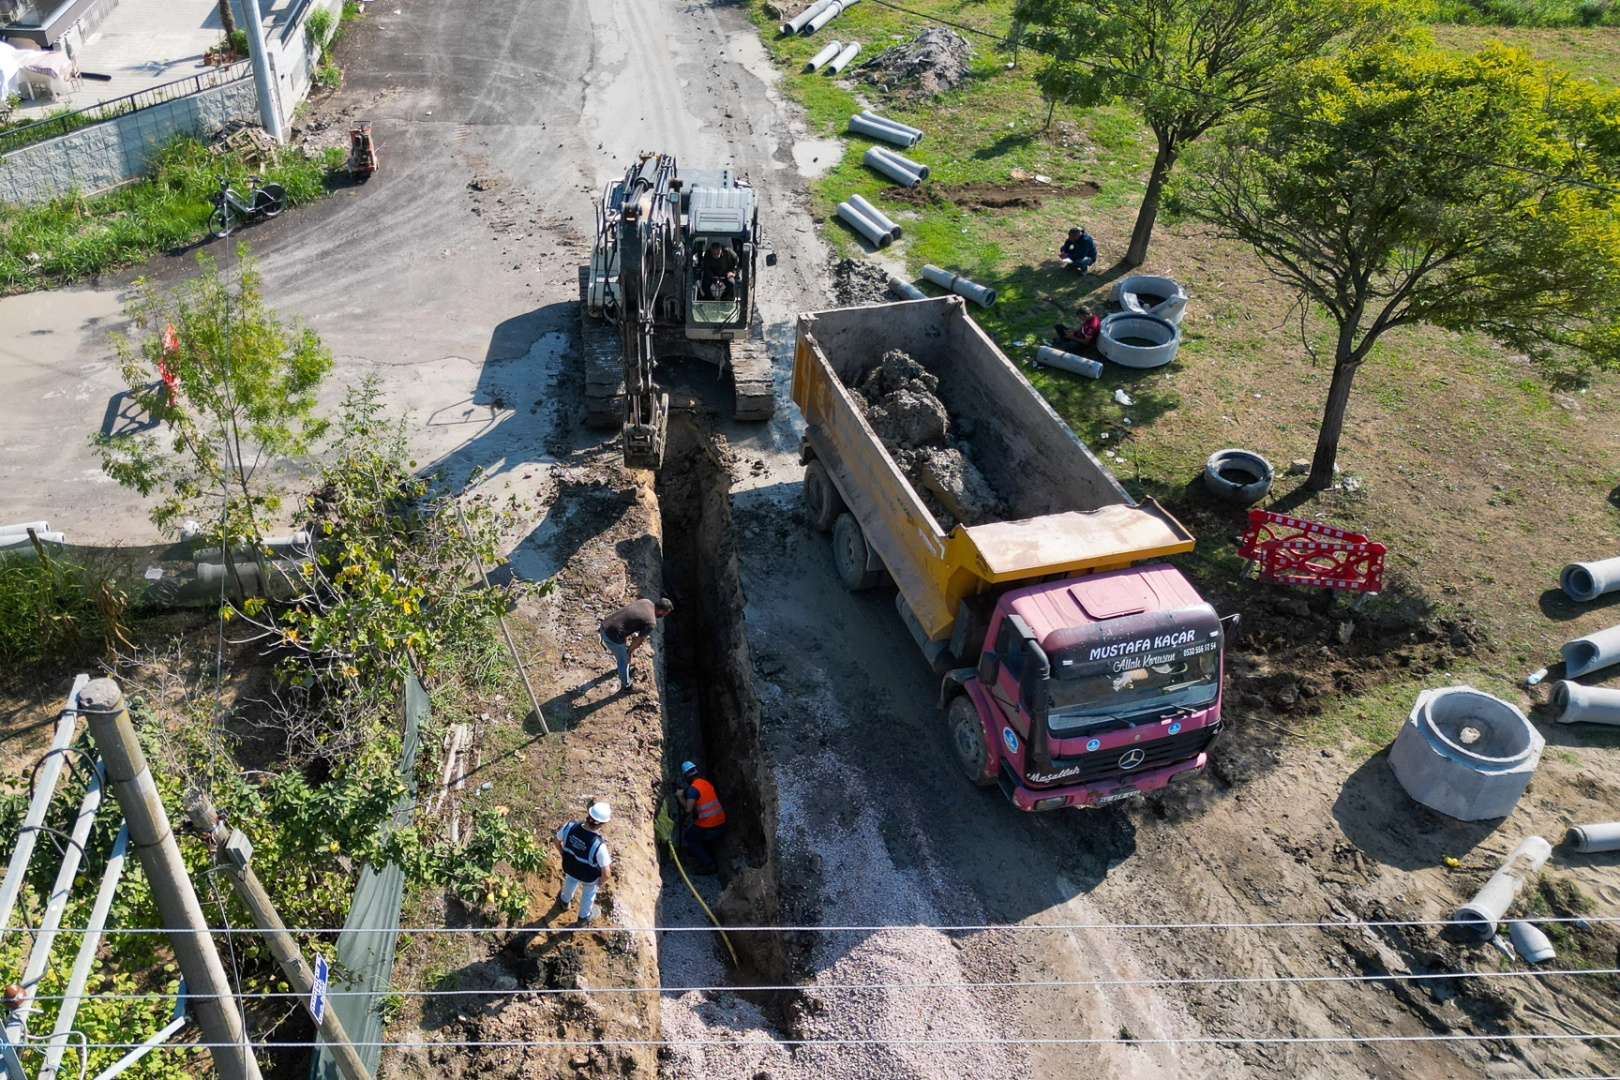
left=1053, top=306, right=1101, bottom=352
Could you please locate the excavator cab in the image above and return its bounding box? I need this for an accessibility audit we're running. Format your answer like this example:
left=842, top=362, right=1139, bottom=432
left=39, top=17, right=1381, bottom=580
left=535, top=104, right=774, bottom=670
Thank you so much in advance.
left=683, top=184, right=757, bottom=342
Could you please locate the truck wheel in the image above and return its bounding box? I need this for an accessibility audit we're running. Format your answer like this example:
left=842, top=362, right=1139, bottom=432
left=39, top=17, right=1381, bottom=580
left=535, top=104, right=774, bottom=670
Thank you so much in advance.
left=832, top=513, right=883, bottom=591
left=803, top=460, right=845, bottom=533
left=947, top=694, right=996, bottom=787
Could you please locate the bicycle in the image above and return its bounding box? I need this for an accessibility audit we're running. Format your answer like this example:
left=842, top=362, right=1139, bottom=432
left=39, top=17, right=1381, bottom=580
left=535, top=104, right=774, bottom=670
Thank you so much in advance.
left=208, top=174, right=286, bottom=238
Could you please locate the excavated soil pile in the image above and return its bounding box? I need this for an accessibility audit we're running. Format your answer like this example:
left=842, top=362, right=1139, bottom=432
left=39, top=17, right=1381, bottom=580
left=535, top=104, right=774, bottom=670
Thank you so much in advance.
left=846, top=349, right=1002, bottom=530
left=856, top=26, right=973, bottom=99
left=883, top=179, right=1102, bottom=212
left=832, top=257, right=892, bottom=306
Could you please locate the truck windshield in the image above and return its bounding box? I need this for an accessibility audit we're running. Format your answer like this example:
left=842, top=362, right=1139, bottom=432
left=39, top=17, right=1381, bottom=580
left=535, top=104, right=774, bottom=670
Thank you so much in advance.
left=1046, top=652, right=1219, bottom=736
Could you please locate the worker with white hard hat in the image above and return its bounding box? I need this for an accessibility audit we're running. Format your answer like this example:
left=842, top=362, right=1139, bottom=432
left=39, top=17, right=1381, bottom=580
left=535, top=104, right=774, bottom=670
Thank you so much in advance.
left=555, top=801, right=612, bottom=924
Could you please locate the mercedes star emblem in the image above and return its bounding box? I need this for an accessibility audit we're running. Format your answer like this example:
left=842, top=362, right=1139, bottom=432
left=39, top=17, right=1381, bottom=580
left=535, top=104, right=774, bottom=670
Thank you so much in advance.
left=1119, top=748, right=1146, bottom=770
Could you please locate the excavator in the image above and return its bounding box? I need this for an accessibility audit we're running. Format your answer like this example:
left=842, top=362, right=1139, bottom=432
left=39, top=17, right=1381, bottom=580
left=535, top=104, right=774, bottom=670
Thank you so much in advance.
left=580, top=152, right=776, bottom=470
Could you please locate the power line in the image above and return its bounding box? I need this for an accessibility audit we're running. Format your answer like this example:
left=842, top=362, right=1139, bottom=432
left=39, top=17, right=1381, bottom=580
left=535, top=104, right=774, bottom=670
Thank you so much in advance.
left=25, top=1031, right=1620, bottom=1049
left=9, top=915, right=1617, bottom=934
left=18, top=965, right=1620, bottom=1001
left=858, top=0, right=1620, bottom=197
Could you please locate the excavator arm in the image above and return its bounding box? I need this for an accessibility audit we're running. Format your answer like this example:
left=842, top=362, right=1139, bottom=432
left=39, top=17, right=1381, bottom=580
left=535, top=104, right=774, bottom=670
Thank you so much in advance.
left=609, top=154, right=674, bottom=470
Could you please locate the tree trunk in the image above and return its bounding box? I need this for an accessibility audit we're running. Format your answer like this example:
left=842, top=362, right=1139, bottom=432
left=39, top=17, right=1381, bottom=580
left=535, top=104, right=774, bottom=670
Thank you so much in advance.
left=1125, top=135, right=1178, bottom=267
left=1307, top=358, right=1361, bottom=490
left=218, top=0, right=237, bottom=37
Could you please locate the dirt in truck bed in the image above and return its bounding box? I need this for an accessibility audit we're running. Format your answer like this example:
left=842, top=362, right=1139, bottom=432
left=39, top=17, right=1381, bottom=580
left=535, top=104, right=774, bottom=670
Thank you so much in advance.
left=844, top=348, right=1004, bottom=531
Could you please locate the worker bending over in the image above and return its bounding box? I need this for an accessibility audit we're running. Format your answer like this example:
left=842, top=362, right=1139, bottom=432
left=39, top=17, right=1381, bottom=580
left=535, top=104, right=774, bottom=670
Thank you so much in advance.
left=678, top=761, right=726, bottom=875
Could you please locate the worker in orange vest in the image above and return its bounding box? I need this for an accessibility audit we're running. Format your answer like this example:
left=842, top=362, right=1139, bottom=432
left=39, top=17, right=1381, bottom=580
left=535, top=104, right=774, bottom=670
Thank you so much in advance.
left=677, top=761, right=726, bottom=876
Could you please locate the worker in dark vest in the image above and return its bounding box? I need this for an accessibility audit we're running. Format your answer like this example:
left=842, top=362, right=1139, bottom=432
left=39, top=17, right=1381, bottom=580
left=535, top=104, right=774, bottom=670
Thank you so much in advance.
left=600, top=597, right=674, bottom=692
left=554, top=802, right=612, bottom=924
left=677, top=761, right=726, bottom=875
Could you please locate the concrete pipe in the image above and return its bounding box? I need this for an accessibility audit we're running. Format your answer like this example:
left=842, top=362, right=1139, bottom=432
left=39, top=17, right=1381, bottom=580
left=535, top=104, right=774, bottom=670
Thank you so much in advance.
left=873, top=145, right=929, bottom=181
left=921, top=264, right=996, bottom=308
left=848, top=194, right=900, bottom=240
left=1098, top=311, right=1180, bottom=369
left=862, top=147, right=921, bottom=188
left=861, top=109, right=923, bottom=142
left=848, top=113, right=916, bottom=147
left=1549, top=680, right=1620, bottom=726
left=1508, top=920, right=1556, bottom=963
left=1033, top=346, right=1102, bottom=379
left=836, top=201, right=891, bottom=248
left=804, top=0, right=859, bottom=35
left=1453, top=834, right=1552, bottom=941
left=0, top=520, right=49, bottom=536
left=1560, top=556, right=1620, bottom=602
left=1203, top=449, right=1274, bottom=506
left=1109, top=275, right=1189, bottom=326
left=1566, top=821, right=1620, bottom=852
left=1561, top=623, right=1620, bottom=678
left=826, top=41, right=861, bottom=74
left=783, top=0, right=836, bottom=34
left=0, top=530, right=65, bottom=547
left=888, top=275, right=926, bottom=300
left=806, top=40, right=843, bottom=72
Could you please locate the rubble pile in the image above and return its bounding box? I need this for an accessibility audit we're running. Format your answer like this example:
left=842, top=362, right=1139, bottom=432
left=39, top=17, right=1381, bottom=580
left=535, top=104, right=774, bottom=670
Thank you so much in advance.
left=846, top=349, right=1002, bottom=529
left=832, top=257, right=893, bottom=307
left=857, top=27, right=974, bottom=99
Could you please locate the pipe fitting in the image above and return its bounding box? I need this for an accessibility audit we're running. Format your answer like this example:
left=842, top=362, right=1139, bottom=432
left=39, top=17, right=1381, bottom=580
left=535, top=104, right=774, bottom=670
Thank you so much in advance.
left=920, top=264, right=995, bottom=307
left=826, top=41, right=861, bottom=74
left=862, top=147, right=920, bottom=188
left=1388, top=685, right=1543, bottom=821
left=805, top=40, right=843, bottom=72
left=1098, top=311, right=1179, bottom=369
left=1453, top=835, right=1552, bottom=941
left=1561, top=623, right=1620, bottom=678
left=1561, top=556, right=1620, bottom=602
left=1033, top=345, right=1101, bottom=379
left=1566, top=820, right=1620, bottom=852
left=836, top=200, right=891, bottom=248
left=848, top=194, right=900, bottom=240
left=1549, top=680, right=1620, bottom=726
left=888, top=275, right=926, bottom=300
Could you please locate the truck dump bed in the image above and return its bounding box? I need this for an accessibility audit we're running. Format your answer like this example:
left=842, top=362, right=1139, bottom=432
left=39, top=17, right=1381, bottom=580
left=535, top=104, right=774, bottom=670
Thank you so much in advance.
left=792, top=296, right=1194, bottom=643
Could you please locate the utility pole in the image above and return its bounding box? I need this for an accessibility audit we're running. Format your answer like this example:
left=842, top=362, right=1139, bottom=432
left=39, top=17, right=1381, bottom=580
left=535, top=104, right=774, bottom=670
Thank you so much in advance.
left=77, top=679, right=262, bottom=1080
left=239, top=0, right=282, bottom=142
left=183, top=791, right=373, bottom=1080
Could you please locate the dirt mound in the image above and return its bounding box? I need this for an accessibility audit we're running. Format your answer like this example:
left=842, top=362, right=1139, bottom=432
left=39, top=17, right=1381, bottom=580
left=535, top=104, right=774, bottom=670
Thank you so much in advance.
left=832, top=257, right=892, bottom=306
left=856, top=26, right=973, bottom=99
left=845, top=349, right=1002, bottom=528
left=884, top=179, right=1102, bottom=212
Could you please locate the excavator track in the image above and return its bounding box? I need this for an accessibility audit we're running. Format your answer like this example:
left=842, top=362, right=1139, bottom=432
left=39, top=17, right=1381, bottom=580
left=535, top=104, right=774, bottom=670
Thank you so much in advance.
left=580, top=265, right=624, bottom=431
left=728, top=336, right=775, bottom=423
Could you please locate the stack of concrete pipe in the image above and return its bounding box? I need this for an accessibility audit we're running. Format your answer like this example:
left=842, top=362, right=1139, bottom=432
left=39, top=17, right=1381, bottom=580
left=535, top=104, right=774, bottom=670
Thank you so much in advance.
left=848, top=111, right=922, bottom=147
left=805, top=40, right=843, bottom=72
left=826, top=41, right=861, bottom=74
left=836, top=200, right=892, bottom=248
left=0, top=520, right=66, bottom=548
left=921, top=264, right=995, bottom=308
left=803, top=0, right=860, bottom=35
left=862, top=146, right=928, bottom=187
left=1560, top=555, right=1620, bottom=602
left=847, top=194, right=900, bottom=240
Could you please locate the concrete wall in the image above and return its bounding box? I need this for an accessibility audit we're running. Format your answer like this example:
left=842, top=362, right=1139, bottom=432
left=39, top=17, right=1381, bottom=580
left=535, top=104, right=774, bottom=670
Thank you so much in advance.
left=0, top=75, right=259, bottom=205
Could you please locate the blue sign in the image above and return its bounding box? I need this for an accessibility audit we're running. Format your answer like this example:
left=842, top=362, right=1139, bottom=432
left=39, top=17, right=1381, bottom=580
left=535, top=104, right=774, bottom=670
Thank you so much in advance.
left=1001, top=727, right=1019, bottom=755
left=1086, top=738, right=1101, bottom=752
left=1168, top=723, right=1182, bottom=735
left=309, top=954, right=329, bottom=1026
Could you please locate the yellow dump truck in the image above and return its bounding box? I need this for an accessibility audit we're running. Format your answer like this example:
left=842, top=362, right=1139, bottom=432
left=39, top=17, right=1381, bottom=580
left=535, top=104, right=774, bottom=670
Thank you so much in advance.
left=792, top=295, right=1227, bottom=811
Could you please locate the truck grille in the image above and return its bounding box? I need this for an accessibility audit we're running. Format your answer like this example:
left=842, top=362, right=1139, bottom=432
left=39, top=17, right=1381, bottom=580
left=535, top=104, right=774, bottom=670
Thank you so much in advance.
left=1034, top=722, right=1221, bottom=788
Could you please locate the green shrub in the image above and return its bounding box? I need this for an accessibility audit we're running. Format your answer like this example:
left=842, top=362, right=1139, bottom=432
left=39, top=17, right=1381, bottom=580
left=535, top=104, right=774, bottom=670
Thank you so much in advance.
left=228, top=27, right=249, bottom=55
left=0, top=550, right=130, bottom=664
left=306, top=7, right=334, bottom=54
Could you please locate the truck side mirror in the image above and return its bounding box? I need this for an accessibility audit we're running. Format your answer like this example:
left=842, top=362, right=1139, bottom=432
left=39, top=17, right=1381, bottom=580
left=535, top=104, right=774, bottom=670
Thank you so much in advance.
left=978, top=650, right=1000, bottom=685
left=1020, top=641, right=1050, bottom=713
left=765, top=251, right=778, bottom=267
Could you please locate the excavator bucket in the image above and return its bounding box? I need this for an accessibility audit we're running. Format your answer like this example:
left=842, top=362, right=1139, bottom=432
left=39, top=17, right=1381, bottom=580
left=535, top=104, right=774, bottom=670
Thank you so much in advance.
left=622, top=393, right=669, bottom=470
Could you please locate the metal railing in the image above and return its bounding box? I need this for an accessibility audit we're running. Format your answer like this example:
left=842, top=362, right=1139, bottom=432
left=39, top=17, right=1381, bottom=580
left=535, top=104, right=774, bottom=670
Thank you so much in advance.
left=0, top=60, right=253, bottom=155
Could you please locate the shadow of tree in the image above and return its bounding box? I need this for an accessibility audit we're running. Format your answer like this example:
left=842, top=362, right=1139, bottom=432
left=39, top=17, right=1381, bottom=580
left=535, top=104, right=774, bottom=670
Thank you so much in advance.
left=971, top=132, right=1034, bottom=160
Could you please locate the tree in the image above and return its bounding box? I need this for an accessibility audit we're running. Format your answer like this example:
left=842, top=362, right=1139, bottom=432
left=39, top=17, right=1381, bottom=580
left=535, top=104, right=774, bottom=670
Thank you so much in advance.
left=1172, top=41, right=1620, bottom=490
left=218, top=0, right=236, bottom=39
left=94, top=249, right=332, bottom=591
left=1013, top=0, right=1403, bottom=266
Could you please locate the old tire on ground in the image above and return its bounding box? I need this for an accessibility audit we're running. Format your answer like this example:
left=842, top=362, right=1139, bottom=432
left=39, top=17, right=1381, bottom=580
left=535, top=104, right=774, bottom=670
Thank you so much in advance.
left=947, top=694, right=996, bottom=787
left=832, top=512, right=883, bottom=591
left=1203, top=448, right=1274, bottom=506
left=803, top=460, right=845, bottom=532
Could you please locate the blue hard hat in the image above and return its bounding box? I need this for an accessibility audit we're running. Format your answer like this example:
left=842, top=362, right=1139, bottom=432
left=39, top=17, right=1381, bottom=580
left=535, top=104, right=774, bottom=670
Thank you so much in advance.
left=680, top=761, right=698, bottom=779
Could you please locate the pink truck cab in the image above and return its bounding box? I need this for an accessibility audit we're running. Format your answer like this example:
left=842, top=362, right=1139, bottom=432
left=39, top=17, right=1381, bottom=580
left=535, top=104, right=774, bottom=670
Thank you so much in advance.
left=941, top=565, right=1224, bottom=811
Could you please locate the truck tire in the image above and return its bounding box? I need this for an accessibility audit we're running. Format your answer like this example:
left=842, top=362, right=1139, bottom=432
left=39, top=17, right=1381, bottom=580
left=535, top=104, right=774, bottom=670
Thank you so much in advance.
left=832, top=512, right=883, bottom=591
left=803, top=460, right=845, bottom=533
left=946, top=694, right=996, bottom=787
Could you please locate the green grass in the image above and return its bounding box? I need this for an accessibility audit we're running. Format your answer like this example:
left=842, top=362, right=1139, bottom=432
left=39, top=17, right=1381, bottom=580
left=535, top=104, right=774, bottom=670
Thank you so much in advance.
left=1429, top=0, right=1620, bottom=26
left=0, top=549, right=130, bottom=664
left=0, top=136, right=345, bottom=291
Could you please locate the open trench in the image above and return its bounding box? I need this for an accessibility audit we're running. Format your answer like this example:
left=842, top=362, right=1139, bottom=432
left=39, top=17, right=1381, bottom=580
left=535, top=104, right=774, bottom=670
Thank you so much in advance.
left=653, top=413, right=794, bottom=998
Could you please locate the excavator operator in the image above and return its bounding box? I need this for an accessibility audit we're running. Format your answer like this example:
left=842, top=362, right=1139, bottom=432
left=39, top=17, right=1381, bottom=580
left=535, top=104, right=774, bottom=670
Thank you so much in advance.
left=699, top=240, right=739, bottom=300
